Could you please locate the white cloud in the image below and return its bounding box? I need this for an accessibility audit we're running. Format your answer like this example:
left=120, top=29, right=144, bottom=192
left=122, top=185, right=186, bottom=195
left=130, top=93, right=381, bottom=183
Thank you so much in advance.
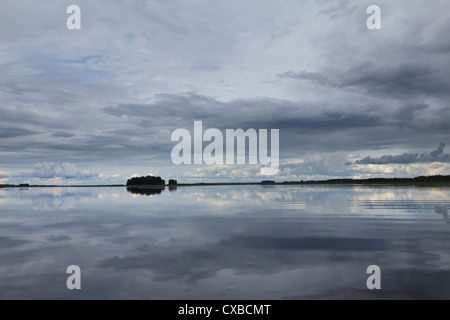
left=31, top=162, right=97, bottom=179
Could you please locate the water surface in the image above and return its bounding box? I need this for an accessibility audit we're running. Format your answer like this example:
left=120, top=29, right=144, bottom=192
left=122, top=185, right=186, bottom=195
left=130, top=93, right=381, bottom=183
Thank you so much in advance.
left=0, top=185, right=449, bottom=299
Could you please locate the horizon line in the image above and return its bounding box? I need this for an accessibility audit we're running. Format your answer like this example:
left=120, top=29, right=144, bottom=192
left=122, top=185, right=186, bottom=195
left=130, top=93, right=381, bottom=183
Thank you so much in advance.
left=2, top=174, right=450, bottom=188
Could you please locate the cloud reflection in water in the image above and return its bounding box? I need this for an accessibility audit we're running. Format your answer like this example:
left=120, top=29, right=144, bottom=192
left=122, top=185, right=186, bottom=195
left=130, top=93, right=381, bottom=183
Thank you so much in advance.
left=0, top=185, right=449, bottom=299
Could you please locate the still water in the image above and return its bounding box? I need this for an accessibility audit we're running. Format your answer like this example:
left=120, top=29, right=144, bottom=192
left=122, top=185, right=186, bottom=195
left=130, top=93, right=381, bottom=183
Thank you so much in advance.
left=0, top=185, right=449, bottom=299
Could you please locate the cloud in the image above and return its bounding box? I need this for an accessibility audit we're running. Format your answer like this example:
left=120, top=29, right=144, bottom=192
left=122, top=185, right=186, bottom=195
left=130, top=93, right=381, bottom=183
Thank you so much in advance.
left=278, top=63, right=450, bottom=97
left=1, top=1, right=450, bottom=182
left=0, top=236, right=30, bottom=249
left=51, top=132, right=75, bottom=138
left=0, top=127, right=38, bottom=139
left=102, top=92, right=450, bottom=167
left=0, top=170, right=8, bottom=179
left=103, top=92, right=384, bottom=132
left=31, top=162, right=98, bottom=179
left=354, top=143, right=450, bottom=165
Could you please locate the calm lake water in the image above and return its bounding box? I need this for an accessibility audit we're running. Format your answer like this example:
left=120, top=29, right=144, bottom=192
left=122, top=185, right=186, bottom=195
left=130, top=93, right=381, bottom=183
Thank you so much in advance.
left=0, top=185, right=449, bottom=299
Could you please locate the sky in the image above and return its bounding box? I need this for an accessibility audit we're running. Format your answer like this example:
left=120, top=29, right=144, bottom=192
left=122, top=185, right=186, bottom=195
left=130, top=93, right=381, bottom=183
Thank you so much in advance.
left=1, top=0, right=450, bottom=184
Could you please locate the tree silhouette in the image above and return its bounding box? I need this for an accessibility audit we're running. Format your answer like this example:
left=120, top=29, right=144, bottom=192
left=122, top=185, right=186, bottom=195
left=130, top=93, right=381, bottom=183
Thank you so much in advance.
left=126, top=175, right=165, bottom=186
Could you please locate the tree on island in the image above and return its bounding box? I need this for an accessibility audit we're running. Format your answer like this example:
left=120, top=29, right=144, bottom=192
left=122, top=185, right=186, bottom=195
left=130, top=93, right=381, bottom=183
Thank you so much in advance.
left=126, top=175, right=165, bottom=186
left=168, top=179, right=177, bottom=185
left=260, top=180, right=275, bottom=185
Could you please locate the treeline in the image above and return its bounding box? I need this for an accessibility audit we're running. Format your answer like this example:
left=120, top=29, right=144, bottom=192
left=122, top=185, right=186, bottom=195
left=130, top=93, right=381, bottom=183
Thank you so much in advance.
left=126, top=175, right=177, bottom=186
left=282, top=175, right=450, bottom=185
left=0, top=183, right=30, bottom=188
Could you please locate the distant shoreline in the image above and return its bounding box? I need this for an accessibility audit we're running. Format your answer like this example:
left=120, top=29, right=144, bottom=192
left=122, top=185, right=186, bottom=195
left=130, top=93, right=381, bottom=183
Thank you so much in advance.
left=1, top=175, right=450, bottom=188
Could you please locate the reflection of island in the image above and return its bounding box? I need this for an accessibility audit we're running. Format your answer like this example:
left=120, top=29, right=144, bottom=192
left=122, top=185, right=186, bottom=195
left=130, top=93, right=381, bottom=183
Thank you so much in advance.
left=127, top=187, right=165, bottom=196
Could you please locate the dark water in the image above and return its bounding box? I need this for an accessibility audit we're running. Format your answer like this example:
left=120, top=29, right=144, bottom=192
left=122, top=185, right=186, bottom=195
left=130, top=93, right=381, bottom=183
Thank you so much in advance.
left=0, top=185, right=449, bottom=299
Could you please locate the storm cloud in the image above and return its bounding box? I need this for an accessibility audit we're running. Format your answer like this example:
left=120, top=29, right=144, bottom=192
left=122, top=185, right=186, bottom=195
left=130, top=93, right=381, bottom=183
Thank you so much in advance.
left=0, top=127, right=38, bottom=139
left=355, top=143, right=450, bottom=165
left=278, top=63, right=450, bottom=97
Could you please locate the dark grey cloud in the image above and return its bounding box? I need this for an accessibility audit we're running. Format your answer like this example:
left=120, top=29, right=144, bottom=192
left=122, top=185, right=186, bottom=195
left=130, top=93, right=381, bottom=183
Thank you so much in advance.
left=46, top=235, right=71, bottom=242
left=0, top=127, right=38, bottom=139
left=102, top=93, right=226, bottom=124
left=104, top=92, right=450, bottom=137
left=0, top=236, right=30, bottom=249
left=279, top=63, right=449, bottom=97
left=103, top=93, right=383, bottom=133
left=102, top=93, right=450, bottom=165
left=355, top=143, right=450, bottom=165
left=51, top=132, right=75, bottom=138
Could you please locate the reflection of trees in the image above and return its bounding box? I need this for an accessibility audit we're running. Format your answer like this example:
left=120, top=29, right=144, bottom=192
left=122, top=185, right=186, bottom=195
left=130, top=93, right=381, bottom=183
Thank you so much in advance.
left=127, top=187, right=165, bottom=196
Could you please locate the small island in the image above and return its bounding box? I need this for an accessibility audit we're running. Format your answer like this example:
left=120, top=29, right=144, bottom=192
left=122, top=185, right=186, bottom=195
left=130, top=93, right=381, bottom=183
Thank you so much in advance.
left=125, top=175, right=167, bottom=196
left=126, top=175, right=179, bottom=186
left=126, top=175, right=166, bottom=186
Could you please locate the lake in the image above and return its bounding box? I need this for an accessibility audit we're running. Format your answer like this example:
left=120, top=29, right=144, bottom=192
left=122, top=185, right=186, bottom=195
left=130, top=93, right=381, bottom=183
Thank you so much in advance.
left=0, top=185, right=449, bottom=299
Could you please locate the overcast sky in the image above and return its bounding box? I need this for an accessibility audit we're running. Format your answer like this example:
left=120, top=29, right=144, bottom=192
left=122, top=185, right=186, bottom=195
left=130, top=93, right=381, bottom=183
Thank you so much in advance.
left=1, top=0, right=450, bottom=184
